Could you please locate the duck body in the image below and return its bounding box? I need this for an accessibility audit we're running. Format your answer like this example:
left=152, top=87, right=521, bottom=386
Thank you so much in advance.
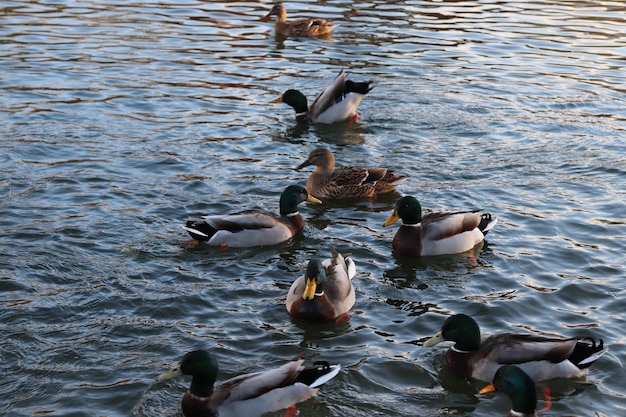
left=479, top=365, right=538, bottom=417
left=425, top=314, right=608, bottom=383
left=260, top=3, right=336, bottom=37
left=184, top=185, right=321, bottom=248
left=271, top=70, right=374, bottom=124
left=296, top=148, right=407, bottom=199
left=286, top=245, right=356, bottom=322
left=160, top=350, right=341, bottom=417
left=383, top=196, right=497, bottom=256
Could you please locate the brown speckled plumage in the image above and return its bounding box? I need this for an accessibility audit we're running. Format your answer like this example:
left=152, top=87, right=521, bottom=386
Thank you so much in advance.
left=296, top=148, right=408, bottom=199
left=260, top=3, right=336, bottom=37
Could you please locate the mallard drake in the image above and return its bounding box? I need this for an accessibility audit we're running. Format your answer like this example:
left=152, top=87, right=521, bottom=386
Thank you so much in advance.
left=382, top=196, right=497, bottom=256
left=286, top=245, right=357, bottom=322
left=271, top=70, right=374, bottom=124
left=183, top=185, right=321, bottom=247
left=424, top=313, right=607, bottom=382
left=296, top=148, right=408, bottom=199
left=260, top=3, right=336, bottom=37
left=159, top=349, right=341, bottom=417
left=479, top=365, right=538, bottom=417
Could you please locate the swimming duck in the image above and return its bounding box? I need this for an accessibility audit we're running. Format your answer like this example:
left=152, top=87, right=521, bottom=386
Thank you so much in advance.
left=159, top=349, right=341, bottom=417
left=479, top=365, right=538, bottom=417
left=183, top=185, right=321, bottom=247
left=296, top=148, right=408, bottom=199
left=260, top=3, right=336, bottom=37
left=286, top=245, right=357, bottom=322
left=424, top=313, right=607, bottom=382
left=271, top=70, right=374, bottom=124
left=382, top=196, right=497, bottom=256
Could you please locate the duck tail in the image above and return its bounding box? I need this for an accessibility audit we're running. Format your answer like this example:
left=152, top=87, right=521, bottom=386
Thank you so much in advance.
left=570, top=337, right=608, bottom=369
left=295, top=361, right=341, bottom=388
left=183, top=221, right=217, bottom=242
left=478, top=213, right=498, bottom=236
left=345, top=79, right=374, bottom=95
left=328, top=244, right=342, bottom=269
left=328, top=245, right=356, bottom=279
left=389, top=175, right=409, bottom=186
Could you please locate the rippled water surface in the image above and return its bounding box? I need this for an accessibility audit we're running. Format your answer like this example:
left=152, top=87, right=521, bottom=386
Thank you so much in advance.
left=2, top=1, right=626, bottom=416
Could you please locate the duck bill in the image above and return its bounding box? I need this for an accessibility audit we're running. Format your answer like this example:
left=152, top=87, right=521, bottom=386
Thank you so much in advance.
left=270, top=95, right=283, bottom=103
left=260, top=12, right=272, bottom=22
left=423, top=331, right=444, bottom=347
left=478, top=382, right=496, bottom=394
left=296, top=160, right=312, bottom=171
left=383, top=211, right=400, bottom=227
left=303, top=278, right=317, bottom=300
left=158, top=366, right=182, bottom=382
left=306, top=194, right=322, bottom=204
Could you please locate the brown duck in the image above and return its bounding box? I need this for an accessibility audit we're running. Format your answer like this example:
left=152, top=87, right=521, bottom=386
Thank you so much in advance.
left=296, top=148, right=408, bottom=199
left=260, top=3, right=336, bottom=37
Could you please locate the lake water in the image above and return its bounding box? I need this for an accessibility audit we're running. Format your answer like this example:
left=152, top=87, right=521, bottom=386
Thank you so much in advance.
left=1, top=1, right=625, bottom=416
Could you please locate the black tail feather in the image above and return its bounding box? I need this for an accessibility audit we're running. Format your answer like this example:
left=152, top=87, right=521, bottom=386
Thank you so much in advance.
left=345, top=79, right=374, bottom=95
left=294, top=361, right=332, bottom=386
left=478, top=213, right=495, bottom=235
left=184, top=221, right=217, bottom=242
left=570, top=337, right=606, bottom=369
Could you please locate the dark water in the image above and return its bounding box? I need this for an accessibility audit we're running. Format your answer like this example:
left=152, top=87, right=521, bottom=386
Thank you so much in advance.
left=1, top=1, right=625, bottom=416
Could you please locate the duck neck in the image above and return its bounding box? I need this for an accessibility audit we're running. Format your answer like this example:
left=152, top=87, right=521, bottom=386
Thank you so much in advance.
left=189, top=375, right=214, bottom=398
left=295, top=111, right=309, bottom=122
left=508, top=377, right=537, bottom=416
left=274, top=7, right=287, bottom=23
left=284, top=211, right=305, bottom=233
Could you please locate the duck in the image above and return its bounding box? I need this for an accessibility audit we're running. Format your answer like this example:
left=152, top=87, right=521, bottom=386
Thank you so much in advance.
left=479, top=365, right=538, bottom=417
left=424, top=313, right=608, bottom=382
left=296, top=148, right=408, bottom=199
left=382, top=196, right=497, bottom=256
left=159, top=349, right=341, bottom=417
left=260, top=3, right=336, bottom=37
left=183, top=185, right=321, bottom=247
left=271, top=70, right=374, bottom=124
left=286, top=245, right=357, bottom=322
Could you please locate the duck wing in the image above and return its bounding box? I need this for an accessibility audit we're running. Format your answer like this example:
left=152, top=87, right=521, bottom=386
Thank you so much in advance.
left=288, top=18, right=336, bottom=36
left=214, top=360, right=303, bottom=403
left=322, top=246, right=356, bottom=312
left=421, top=210, right=482, bottom=241
left=204, top=210, right=279, bottom=231
left=286, top=275, right=306, bottom=311
left=331, top=166, right=375, bottom=186
left=482, top=333, right=578, bottom=364
left=216, top=361, right=340, bottom=417
left=309, top=70, right=348, bottom=121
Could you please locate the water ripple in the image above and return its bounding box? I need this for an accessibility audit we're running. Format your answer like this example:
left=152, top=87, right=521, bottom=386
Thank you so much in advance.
left=2, top=1, right=626, bottom=416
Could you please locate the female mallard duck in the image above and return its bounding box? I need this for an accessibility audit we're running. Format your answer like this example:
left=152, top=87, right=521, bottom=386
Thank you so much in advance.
left=159, top=349, right=341, bottom=417
left=382, top=196, right=497, bottom=256
left=183, top=185, right=321, bottom=247
left=424, top=313, right=607, bottom=382
left=260, top=3, right=336, bottom=37
left=479, top=365, right=538, bottom=417
left=271, top=70, right=374, bottom=124
left=286, top=245, right=357, bottom=322
left=296, top=147, right=408, bottom=199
